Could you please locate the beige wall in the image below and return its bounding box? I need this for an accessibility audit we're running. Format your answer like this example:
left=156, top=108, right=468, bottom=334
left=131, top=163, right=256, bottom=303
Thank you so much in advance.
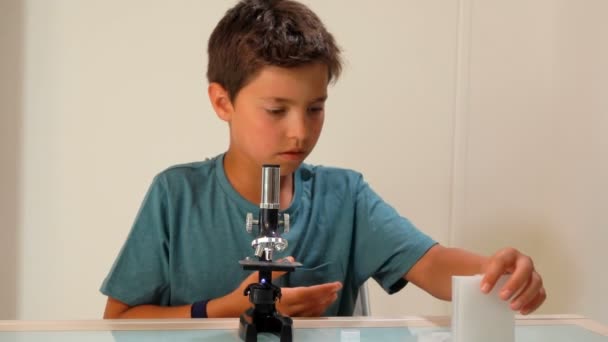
left=1, top=0, right=606, bottom=324
left=453, top=0, right=608, bottom=324
left=0, top=0, right=22, bottom=320
left=549, top=0, right=608, bottom=322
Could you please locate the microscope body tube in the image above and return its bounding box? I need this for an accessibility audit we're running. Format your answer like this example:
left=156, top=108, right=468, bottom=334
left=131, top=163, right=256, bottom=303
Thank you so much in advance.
left=259, top=208, right=280, bottom=238
left=257, top=165, right=281, bottom=261
left=259, top=164, right=280, bottom=238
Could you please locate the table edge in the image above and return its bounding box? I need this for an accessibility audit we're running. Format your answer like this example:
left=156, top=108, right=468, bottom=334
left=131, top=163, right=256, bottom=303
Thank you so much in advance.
left=0, top=314, right=605, bottom=336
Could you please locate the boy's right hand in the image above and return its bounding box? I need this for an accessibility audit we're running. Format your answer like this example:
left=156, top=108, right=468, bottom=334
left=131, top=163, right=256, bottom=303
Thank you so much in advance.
left=236, top=256, right=342, bottom=317
left=276, top=282, right=342, bottom=317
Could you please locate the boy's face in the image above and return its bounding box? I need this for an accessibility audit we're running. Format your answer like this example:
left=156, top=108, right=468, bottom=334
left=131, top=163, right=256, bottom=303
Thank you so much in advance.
left=218, top=63, right=328, bottom=175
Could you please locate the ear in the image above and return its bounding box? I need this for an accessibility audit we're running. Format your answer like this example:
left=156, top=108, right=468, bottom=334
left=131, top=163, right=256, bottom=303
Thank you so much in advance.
left=208, top=82, right=234, bottom=122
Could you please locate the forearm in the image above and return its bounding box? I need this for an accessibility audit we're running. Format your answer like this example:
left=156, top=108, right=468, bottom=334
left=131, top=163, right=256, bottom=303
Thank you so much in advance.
left=405, top=244, right=488, bottom=301
left=104, top=289, right=251, bottom=319
left=206, top=289, right=252, bottom=317
left=107, top=304, right=191, bottom=319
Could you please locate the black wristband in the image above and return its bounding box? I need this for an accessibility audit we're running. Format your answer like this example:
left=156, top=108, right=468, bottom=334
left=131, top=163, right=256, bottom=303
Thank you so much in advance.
left=191, top=300, right=209, bottom=318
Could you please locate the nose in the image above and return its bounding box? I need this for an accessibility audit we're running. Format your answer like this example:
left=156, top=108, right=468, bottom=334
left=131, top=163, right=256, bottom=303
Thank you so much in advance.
left=286, top=111, right=308, bottom=142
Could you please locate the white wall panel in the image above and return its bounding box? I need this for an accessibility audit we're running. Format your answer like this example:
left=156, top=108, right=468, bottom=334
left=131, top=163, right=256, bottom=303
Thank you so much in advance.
left=456, top=0, right=608, bottom=324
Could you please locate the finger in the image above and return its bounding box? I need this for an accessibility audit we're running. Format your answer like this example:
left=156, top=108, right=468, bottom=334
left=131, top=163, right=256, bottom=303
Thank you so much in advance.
left=509, top=272, right=543, bottom=311
left=300, top=282, right=342, bottom=300
left=499, top=254, right=534, bottom=301
left=481, top=248, right=518, bottom=294
left=281, top=283, right=340, bottom=307
left=308, top=281, right=343, bottom=292
left=519, top=287, right=547, bottom=315
left=319, top=291, right=339, bottom=307
left=277, top=256, right=295, bottom=264
left=293, top=292, right=338, bottom=317
left=306, top=283, right=342, bottom=312
left=279, top=295, right=317, bottom=317
left=311, top=291, right=340, bottom=316
left=279, top=284, right=341, bottom=316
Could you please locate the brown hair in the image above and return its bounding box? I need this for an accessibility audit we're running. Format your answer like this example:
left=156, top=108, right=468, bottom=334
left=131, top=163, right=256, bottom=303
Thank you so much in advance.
left=207, top=0, right=342, bottom=100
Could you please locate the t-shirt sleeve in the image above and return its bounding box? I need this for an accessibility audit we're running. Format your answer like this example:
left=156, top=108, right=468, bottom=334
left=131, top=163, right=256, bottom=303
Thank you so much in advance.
left=100, top=174, right=171, bottom=306
left=352, top=174, right=437, bottom=294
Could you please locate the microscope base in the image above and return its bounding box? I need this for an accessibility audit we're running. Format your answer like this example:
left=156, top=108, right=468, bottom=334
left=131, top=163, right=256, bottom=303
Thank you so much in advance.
left=239, top=307, right=293, bottom=342
left=237, top=259, right=300, bottom=342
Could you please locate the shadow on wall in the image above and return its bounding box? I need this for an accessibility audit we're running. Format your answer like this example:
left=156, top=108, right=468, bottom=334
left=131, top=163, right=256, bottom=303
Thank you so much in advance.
left=0, top=0, right=23, bottom=319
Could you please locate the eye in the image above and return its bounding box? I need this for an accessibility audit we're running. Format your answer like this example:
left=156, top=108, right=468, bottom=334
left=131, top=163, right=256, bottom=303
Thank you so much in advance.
left=266, top=108, right=286, bottom=115
left=308, top=106, right=324, bottom=114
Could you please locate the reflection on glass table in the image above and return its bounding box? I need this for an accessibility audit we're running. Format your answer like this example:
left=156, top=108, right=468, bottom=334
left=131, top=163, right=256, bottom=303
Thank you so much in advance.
left=0, top=315, right=606, bottom=342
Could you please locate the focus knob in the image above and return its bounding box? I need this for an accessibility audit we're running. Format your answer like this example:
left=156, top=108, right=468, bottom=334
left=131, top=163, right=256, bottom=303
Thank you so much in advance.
left=246, top=213, right=259, bottom=234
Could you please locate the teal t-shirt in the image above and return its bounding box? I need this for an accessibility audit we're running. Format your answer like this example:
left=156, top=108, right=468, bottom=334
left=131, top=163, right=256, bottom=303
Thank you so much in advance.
left=100, top=154, right=436, bottom=316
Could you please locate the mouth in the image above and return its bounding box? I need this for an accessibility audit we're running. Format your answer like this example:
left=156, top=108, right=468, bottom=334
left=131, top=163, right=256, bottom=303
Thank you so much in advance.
left=278, top=150, right=307, bottom=161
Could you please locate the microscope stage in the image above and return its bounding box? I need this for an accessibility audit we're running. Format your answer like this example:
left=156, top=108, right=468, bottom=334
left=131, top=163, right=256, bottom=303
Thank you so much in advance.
left=239, top=259, right=302, bottom=272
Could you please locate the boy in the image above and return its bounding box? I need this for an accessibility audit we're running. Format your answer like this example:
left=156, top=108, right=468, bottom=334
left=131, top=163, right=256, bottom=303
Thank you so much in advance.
left=101, top=0, right=546, bottom=319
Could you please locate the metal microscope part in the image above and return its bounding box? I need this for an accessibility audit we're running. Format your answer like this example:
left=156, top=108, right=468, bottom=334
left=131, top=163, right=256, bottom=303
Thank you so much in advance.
left=245, top=213, right=258, bottom=234
left=255, top=165, right=281, bottom=261
left=252, top=237, right=288, bottom=260
left=260, top=165, right=280, bottom=209
left=238, top=164, right=300, bottom=342
left=280, top=213, right=290, bottom=233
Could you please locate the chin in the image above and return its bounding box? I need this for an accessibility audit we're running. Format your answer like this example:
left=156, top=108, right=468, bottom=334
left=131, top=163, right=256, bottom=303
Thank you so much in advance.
left=278, top=162, right=301, bottom=176
left=278, top=158, right=307, bottom=175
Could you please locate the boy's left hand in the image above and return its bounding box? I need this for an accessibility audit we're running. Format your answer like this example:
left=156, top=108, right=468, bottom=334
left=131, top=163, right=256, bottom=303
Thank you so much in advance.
left=481, top=247, right=546, bottom=315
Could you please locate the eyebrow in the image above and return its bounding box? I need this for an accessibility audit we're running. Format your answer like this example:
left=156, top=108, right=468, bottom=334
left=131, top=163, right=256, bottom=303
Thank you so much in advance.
left=261, top=96, right=328, bottom=104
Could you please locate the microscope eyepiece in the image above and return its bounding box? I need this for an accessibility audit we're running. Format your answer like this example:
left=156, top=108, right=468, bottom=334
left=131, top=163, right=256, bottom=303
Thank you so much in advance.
left=260, top=164, right=280, bottom=209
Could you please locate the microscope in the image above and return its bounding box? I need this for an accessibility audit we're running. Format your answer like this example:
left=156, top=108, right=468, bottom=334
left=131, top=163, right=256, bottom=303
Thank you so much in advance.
left=238, top=164, right=301, bottom=342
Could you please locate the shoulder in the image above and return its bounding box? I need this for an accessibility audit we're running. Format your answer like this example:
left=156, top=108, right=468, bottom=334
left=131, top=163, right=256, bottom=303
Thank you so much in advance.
left=299, top=163, right=365, bottom=193
left=153, top=156, right=219, bottom=188
left=301, top=162, right=362, bottom=180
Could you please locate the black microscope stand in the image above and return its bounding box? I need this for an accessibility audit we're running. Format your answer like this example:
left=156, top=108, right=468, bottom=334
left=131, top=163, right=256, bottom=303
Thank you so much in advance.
left=238, top=260, right=300, bottom=342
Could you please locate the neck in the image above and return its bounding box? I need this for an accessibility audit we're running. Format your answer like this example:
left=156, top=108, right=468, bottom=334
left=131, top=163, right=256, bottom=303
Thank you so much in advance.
left=223, top=150, right=294, bottom=210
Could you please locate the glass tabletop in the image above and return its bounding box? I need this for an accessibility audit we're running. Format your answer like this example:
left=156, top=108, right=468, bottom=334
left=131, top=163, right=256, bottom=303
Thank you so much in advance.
left=0, top=324, right=606, bottom=342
